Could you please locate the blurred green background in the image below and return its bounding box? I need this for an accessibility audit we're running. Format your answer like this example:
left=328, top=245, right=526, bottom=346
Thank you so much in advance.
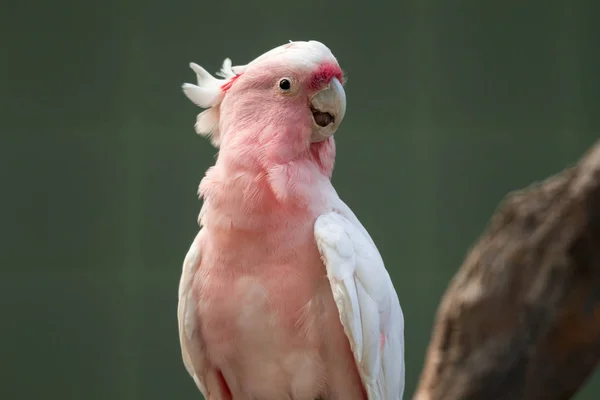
left=1, top=0, right=598, bottom=399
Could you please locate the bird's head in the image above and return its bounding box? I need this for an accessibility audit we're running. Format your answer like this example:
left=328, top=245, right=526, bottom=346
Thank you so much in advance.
left=183, top=40, right=346, bottom=164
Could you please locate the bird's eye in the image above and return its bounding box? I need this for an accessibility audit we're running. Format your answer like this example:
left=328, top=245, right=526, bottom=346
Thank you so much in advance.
left=279, top=79, right=291, bottom=91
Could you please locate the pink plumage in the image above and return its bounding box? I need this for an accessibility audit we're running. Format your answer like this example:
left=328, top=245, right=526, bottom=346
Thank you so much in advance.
left=178, top=40, right=405, bottom=400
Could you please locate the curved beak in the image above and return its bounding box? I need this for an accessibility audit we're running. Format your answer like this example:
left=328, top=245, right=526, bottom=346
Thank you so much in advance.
left=310, top=77, right=346, bottom=143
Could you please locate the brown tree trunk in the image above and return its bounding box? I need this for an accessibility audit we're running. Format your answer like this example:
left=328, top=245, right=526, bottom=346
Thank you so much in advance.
left=413, top=140, right=600, bottom=400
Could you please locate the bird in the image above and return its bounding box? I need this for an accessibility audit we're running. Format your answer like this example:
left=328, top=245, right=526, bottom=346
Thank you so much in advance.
left=177, top=40, right=405, bottom=400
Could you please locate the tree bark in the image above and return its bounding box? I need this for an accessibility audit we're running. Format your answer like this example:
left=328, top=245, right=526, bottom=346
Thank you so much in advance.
left=413, top=140, right=600, bottom=400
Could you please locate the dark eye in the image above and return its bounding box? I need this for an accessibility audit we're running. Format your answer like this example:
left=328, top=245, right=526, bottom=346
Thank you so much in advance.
left=279, top=79, right=291, bottom=91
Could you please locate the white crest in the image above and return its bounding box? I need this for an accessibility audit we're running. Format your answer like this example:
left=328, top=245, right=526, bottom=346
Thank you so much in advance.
left=182, top=58, right=246, bottom=147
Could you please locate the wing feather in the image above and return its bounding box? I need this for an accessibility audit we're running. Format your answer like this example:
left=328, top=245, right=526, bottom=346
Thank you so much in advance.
left=177, top=230, right=209, bottom=397
left=315, top=209, right=405, bottom=400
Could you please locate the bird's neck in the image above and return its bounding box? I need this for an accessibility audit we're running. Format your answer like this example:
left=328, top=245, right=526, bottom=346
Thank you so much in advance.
left=197, top=141, right=335, bottom=232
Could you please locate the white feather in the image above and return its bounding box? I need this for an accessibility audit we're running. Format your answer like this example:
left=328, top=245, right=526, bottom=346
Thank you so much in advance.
left=182, top=82, right=223, bottom=109
left=194, top=108, right=220, bottom=145
left=182, top=59, right=244, bottom=147
left=177, top=231, right=209, bottom=398
left=315, top=207, right=405, bottom=400
left=215, top=58, right=237, bottom=79
left=231, top=64, right=247, bottom=75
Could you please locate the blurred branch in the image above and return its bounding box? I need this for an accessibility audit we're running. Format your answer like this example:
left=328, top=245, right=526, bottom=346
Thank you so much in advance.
left=413, top=140, right=600, bottom=400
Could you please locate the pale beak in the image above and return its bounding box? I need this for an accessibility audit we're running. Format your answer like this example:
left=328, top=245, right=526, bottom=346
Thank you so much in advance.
left=310, top=77, right=346, bottom=143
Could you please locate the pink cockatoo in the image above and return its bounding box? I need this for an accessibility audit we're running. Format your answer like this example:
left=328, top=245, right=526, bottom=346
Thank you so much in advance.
left=177, top=40, right=405, bottom=400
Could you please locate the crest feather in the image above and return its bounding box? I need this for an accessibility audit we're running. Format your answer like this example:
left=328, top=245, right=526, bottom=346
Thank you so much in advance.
left=182, top=58, right=245, bottom=147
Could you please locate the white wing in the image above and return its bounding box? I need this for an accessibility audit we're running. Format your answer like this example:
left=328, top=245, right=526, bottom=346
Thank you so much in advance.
left=177, top=230, right=209, bottom=398
left=314, top=207, right=405, bottom=400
